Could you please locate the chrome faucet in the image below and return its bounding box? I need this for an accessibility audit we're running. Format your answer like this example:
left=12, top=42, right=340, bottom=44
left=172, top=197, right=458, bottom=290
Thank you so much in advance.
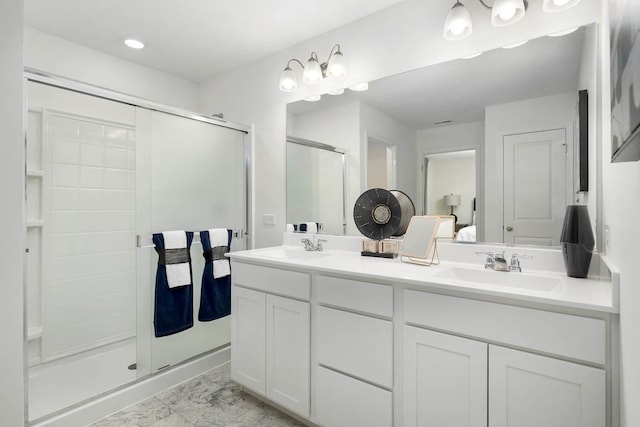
left=493, top=251, right=509, bottom=272
left=301, top=236, right=327, bottom=251
left=509, top=253, right=533, bottom=272
left=476, top=251, right=495, bottom=270
left=476, top=251, right=532, bottom=272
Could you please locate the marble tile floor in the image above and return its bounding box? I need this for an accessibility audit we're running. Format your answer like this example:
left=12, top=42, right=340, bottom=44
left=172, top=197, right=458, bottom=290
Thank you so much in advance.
left=89, top=363, right=305, bottom=427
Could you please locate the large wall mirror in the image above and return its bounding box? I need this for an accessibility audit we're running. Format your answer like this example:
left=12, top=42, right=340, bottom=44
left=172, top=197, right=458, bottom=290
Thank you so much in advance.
left=286, top=23, right=599, bottom=247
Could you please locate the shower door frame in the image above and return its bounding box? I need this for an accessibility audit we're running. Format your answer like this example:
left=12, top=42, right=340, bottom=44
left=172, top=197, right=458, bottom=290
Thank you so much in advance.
left=23, top=68, right=252, bottom=422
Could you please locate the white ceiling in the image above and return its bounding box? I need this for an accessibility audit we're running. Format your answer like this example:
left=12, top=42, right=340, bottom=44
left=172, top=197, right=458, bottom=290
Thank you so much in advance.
left=288, top=26, right=587, bottom=130
left=24, top=0, right=406, bottom=82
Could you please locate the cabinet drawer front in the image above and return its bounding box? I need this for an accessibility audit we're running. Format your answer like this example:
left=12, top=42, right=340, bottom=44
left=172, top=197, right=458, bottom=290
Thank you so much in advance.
left=404, top=290, right=606, bottom=365
left=317, top=306, right=393, bottom=388
left=232, top=261, right=310, bottom=300
left=316, top=366, right=392, bottom=427
left=317, top=275, right=393, bottom=317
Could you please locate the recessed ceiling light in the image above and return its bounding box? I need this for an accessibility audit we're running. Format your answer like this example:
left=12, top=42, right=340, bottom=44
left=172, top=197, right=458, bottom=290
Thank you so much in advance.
left=502, top=40, right=528, bottom=49
left=461, top=52, right=482, bottom=59
left=349, top=82, right=369, bottom=91
left=548, top=27, right=580, bottom=37
left=124, top=38, right=145, bottom=49
left=328, top=88, right=345, bottom=95
left=304, top=95, right=322, bottom=102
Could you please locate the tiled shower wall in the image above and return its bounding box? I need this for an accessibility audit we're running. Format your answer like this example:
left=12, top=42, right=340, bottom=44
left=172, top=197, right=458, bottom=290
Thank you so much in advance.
left=30, top=111, right=137, bottom=362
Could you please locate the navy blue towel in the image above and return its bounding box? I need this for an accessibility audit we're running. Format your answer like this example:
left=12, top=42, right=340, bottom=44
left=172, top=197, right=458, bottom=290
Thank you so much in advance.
left=153, top=232, right=194, bottom=337
left=198, top=229, right=232, bottom=321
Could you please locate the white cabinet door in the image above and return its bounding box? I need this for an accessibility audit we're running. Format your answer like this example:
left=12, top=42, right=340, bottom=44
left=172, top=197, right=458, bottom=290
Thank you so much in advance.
left=489, top=345, right=605, bottom=427
left=231, top=286, right=266, bottom=394
left=266, top=294, right=310, bottom=417
left=403, top=326, right=488, bottom=427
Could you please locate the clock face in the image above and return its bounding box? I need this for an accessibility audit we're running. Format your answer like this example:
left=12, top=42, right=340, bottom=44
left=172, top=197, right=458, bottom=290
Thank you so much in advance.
left=353, top=188, right=401, bottom=240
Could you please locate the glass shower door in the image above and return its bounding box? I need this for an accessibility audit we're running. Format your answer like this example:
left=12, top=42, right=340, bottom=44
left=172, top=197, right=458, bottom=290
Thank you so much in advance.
left=135, top=108, right=247, bottom=374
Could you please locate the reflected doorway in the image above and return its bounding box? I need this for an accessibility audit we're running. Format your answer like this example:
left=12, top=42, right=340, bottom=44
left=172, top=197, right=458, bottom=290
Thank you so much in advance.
left=367, top=137, right=396, bottom=189
left=424, top=150, right=477, bottom=229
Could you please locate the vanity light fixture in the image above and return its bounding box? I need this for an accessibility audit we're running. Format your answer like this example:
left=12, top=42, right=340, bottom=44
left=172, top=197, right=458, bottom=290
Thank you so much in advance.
left=124, top=38, right=145, bottom=49
left=278, top=44, right=347, bottom=93
left=443, top=0, right=582, bottom=41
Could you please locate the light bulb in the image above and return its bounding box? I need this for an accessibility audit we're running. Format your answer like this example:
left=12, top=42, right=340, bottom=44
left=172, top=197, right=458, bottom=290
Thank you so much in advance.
left=498, top=7, right=516, bottom=21
left=303, top=56, right=323, bottom=84
left=542, top=0, right=581, bottom=12
left=443, top=2, right=472, bottom=40
left=278, top=67, right=298, bottom=92
left=304, top=95, right=321, bottom=102
left=327, top=51, right=347, bottom=79
left=553, top=0, right=571, bottom=6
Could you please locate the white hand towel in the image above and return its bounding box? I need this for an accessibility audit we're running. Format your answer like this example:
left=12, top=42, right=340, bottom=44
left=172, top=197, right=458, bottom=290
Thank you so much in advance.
left=209, top=228, right=231, bottom=279
left=162, top=230, right=191, bottom=288
left=286, top=224, right=295, bottom=232
left=305, top=222, right=318, bottom=234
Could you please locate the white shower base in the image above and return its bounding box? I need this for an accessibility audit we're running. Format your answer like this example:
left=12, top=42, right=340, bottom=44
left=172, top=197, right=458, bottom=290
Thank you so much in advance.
left=29, top=338, right=137, bottom=421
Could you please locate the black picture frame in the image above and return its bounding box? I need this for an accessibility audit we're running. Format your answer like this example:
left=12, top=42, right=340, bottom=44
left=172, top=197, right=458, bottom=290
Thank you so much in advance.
left=577, top=90, right=589, bottom=192
left=610, top=0, right=640, bottom=163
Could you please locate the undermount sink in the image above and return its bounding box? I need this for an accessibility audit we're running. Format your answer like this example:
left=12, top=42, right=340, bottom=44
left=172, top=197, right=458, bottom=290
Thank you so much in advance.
left=255, top=247, right=331, bottom=261
left=435, top=266, right=562, bottom=292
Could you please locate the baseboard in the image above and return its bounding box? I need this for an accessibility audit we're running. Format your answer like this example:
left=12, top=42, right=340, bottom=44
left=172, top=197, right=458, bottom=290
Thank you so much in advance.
left=30, top=345, right=230, bottom=427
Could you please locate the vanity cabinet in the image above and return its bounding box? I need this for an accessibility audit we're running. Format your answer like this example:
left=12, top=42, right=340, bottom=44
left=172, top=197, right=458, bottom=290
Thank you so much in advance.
left=403, top=289, right=607, bottom=427
left=315, top=275, right=394, bottom=426
left=489, top=345, right=605, bottom=427
left=231, top=263, right=311, bottom=417
left=403, top=326, right=487, bottom=427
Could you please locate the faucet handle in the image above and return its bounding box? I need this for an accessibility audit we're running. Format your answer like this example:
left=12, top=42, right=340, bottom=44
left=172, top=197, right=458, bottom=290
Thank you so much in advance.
left=509, top=253, right=532, bottom=272
left=475, top=251, right=494, bottom=258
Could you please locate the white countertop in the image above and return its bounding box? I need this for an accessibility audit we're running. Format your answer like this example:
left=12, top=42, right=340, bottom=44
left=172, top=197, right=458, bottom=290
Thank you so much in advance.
left=228, top=245, right=618, bottom=314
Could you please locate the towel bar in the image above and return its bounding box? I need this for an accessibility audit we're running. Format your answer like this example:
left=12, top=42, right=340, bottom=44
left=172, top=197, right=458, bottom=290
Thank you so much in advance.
left=136, top=229, right=246, bottom=248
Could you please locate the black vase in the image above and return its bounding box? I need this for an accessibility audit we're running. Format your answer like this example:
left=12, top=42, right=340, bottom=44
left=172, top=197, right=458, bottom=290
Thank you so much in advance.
left=560, top=205, right=595, bottom=278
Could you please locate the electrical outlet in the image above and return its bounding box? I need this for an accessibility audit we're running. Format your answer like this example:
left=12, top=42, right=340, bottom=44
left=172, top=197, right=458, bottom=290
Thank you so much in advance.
left=263, top=214, right=276, bottom=225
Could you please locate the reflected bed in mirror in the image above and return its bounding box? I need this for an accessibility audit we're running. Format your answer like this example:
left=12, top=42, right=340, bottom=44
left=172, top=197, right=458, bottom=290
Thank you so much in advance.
left=286, top=24, right=599, bottom=247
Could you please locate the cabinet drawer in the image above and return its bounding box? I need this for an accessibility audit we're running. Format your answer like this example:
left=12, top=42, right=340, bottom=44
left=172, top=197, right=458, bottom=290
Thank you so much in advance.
left=316, top=366, right=392, bottom=427
left=317, top=275, right=393, bottom=317
left=232, top=261, right=310, bottom=300
left=404, top=290, right=606, bottom=365
left=317, top=306, right=393, bottom=388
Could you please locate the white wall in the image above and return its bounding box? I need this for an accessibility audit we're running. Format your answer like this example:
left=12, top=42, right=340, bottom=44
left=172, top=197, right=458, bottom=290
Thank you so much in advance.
left=199, top=0, right=600, bottom=248
left=359, top=102, right=417, bottom=203
left=600, top=1, right=640, bottom=425
left=24, top=28, right=200, bottom=111
left=1, top=0, right=25, bottom=425
left=484, top=92, right=577, bottom=243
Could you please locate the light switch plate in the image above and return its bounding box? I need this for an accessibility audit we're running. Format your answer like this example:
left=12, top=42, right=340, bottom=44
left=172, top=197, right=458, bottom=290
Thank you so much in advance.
left=263, top=214, right=276, bottom=225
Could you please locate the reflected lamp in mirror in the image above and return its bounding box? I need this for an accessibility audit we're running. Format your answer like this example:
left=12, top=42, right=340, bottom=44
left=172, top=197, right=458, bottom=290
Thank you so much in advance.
left=443, top=0, right=582, bottom=40
left=279, top=44, right=347, bottom=92
left=443, top=193, right=461, bottom=216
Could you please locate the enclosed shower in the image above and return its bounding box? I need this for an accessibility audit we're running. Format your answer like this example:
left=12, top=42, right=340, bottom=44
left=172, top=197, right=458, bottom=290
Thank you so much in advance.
left=25, top=77, right=248, bottom=421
